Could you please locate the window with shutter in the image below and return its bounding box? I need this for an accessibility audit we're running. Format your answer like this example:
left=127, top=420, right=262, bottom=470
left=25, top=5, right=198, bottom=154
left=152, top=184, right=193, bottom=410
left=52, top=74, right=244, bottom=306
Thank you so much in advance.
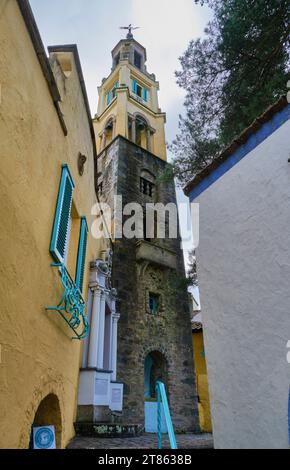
left=50, top=165, right=75, bottom=263
left=112, top=81, right=119, bottom=99
left=75, top=217, right=88, bottom=292
left=136, top=84, right=142, bottom=98
left=63, top=216, right=72, bottom=267
left=132, top=79, right=137, bottom=94
left=149, top=293, right=159, bottom=314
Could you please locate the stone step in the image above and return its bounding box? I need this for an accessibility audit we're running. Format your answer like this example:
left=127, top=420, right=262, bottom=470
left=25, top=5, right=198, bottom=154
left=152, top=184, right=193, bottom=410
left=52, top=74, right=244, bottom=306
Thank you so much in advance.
left=74, top=422, right=144, bottom=439
left=68, top=433, right=214, bottom=449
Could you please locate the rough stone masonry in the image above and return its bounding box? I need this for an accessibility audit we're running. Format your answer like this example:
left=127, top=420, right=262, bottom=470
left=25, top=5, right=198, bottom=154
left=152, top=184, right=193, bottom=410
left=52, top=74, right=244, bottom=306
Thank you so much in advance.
left=97, top=135, right=200, bottom=432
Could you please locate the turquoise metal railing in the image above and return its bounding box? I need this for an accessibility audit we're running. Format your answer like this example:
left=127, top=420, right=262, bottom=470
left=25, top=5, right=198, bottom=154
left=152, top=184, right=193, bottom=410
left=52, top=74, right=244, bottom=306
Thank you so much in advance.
left=46, top=263, right=89, bottom=340
left=155, top=381, right=177, bottom=449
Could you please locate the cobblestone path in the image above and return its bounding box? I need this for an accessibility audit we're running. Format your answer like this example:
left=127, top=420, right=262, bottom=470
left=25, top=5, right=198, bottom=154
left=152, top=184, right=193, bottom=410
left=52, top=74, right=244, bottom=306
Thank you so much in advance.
left=68, top=433, right=214, bottom=450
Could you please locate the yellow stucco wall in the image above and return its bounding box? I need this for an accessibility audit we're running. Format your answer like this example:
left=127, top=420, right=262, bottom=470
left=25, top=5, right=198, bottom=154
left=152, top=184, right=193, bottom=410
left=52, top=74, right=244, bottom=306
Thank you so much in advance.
left=192, top=331, right=212, bottom=433
left=0, top=1, right=104, bottom=449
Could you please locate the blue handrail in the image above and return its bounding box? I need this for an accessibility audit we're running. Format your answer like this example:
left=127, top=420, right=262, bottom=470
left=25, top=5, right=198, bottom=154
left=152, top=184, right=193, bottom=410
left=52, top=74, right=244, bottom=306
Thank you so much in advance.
left=155, top=381, right=177, bottom=449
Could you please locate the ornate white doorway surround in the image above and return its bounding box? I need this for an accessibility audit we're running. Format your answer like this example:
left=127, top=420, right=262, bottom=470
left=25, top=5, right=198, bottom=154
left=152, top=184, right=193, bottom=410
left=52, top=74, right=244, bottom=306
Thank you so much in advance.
left=77, top=252, right=123, bottom=422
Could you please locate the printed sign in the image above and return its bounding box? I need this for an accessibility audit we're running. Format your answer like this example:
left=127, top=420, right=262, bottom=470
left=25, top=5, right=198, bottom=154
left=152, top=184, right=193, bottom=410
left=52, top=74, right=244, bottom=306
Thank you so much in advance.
left=33, top=425, right=56, bottom=450
left=110, top=384, right=123, bottom=412
left=111, top=388, right=121, bottom=404
left=95, top=378, right=108, bottom=396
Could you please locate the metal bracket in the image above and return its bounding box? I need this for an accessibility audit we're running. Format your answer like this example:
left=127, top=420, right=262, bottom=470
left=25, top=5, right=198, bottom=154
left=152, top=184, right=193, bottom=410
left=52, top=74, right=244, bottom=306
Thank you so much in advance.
left=46, top=263, right=89, bottom=340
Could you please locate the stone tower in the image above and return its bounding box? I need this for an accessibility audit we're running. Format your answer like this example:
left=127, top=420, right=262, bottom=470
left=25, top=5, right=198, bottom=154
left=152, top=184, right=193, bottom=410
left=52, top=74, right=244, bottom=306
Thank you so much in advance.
left=93, top=30, right=199, bottom=433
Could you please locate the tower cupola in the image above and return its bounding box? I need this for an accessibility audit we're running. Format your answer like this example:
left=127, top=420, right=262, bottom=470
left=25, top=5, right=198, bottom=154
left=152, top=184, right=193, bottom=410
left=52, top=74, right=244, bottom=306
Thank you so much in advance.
left=112, top=39, right=147, bottom=74
left=93, top=27, right=167, bottom=161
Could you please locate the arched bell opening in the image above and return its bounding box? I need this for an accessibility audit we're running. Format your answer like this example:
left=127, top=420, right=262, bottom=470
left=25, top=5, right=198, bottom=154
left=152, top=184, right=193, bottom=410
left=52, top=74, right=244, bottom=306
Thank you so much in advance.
left=129, top=114, right=153, bottom=152
left=101, top=117, right=115, bottom=150
left=136, top=116, right=148, bottom=148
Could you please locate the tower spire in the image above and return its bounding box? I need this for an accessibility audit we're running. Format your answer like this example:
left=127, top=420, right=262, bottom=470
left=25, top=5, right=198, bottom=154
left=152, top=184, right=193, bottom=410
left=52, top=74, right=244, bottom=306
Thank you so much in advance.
left=119, top=24, right=140, bottom=40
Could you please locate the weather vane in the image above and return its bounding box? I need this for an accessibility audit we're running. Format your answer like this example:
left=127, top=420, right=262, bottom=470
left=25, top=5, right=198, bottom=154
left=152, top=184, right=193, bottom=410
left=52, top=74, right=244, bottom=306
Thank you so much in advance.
left=120, top=24, right=140, bottom=39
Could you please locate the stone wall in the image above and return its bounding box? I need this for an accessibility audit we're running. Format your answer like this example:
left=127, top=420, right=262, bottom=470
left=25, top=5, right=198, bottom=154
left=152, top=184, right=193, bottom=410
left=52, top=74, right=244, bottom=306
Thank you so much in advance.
left=98, top=136, right=199, bottom=432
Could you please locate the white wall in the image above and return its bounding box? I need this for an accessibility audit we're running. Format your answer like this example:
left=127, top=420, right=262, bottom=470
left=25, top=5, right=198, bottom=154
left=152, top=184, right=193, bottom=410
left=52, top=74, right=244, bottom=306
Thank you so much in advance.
left=195, top=117, right=290, bottom=449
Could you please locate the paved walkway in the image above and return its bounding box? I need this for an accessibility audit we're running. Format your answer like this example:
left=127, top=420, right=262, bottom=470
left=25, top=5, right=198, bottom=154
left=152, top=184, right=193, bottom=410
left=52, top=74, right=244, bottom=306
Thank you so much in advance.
left=68, top=433, right=214, bottom=449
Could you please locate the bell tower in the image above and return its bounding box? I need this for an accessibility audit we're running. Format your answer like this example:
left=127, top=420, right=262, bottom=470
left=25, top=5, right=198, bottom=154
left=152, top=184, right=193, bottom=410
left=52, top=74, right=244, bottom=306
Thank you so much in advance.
left=94, top=29, right=200, bottom=434
left=93, top=29, right=167, bottom=161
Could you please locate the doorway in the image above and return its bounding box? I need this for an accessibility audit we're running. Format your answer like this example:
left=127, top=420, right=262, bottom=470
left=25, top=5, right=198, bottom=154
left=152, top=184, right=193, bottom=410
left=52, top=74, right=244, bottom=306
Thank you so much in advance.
left=144, top=351, right=168, bottom=433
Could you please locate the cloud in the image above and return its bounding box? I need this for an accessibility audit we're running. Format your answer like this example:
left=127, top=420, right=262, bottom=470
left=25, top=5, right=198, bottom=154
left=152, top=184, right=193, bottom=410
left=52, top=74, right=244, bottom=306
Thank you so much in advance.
left=30, top=0, right=210, bottom=139
left=130, top=0, right=210, bottom=145
left=29, top=0, right=210, bottom=268
left=131, top=0, right=208, bottom=108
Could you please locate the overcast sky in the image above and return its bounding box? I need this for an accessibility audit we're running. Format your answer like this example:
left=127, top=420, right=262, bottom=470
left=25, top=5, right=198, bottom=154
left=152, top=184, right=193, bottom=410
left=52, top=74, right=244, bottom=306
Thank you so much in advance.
left=30, top=0, right=211, bottom=284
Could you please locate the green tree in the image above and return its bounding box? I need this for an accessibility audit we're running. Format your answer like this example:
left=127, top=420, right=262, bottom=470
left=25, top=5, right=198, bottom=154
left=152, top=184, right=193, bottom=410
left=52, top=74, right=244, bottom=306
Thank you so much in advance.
left=172, top=0, right=290, bottom=185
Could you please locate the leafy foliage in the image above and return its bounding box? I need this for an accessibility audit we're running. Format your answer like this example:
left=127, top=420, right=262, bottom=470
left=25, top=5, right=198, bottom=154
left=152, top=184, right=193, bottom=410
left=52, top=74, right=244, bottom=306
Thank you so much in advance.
left=187, top=250, right=198, bottom=287
left=171, top=0, right=290, bottom=185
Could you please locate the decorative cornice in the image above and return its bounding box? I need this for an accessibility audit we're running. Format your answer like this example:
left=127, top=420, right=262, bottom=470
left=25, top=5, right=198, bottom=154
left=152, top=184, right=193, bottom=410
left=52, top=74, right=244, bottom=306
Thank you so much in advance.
left=94, top=87, right=166, bottom=123
left=97, top=134, right=168, bottom=164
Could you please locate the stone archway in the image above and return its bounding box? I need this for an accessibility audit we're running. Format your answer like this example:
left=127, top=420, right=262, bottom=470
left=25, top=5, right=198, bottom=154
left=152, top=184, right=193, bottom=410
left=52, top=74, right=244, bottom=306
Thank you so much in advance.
left=18, top=372, right=65, bottom=449
left=144, top=350, right=168, bottom=399
left=144, top=350, right=169, bottom=433
left=30, top=393, right=62, bottom=449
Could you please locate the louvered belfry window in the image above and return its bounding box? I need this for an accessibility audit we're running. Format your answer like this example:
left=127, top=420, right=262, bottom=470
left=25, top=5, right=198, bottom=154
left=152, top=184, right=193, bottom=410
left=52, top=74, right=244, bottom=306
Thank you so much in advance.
left=75, top=217, right=88, bottom=293
left=50, top=165, right=75, bottom=263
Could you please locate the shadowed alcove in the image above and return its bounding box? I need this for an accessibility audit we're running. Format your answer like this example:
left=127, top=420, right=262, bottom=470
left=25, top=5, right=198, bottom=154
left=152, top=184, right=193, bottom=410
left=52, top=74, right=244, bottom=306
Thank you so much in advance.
left=30, top=393, right=62, bottom=449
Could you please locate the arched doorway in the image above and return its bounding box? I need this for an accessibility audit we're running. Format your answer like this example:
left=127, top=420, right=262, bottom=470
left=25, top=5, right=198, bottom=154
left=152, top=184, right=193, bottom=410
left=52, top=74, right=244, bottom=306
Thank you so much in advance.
left=144, top=351, right=168, bottom=398
left=144, top=351, right=168, bottom=432
left=30, top=394, right=62, bottom=449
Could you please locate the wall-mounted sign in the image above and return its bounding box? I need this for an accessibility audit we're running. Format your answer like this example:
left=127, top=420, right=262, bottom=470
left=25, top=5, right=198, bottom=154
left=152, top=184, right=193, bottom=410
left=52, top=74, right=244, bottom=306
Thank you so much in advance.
left=95, top=378, right=109, bottom=397
left=110, top=383, right=123, bottom=412
left=33, top=426, right=56, bottom=450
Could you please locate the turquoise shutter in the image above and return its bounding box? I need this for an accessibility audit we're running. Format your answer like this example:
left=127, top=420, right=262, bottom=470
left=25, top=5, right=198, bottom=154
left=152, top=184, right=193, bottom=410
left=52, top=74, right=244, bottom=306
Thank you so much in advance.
left=132, top=79, right=137, bottom=94
left=112, top=82, right=119, bottom=98
left=143, top=88, right=148, bottom=102
left=106, top=91, right=111, bottom=106
left=50, top=165, right=75, bottom=263
left=75, top=217, right=88, bottom=292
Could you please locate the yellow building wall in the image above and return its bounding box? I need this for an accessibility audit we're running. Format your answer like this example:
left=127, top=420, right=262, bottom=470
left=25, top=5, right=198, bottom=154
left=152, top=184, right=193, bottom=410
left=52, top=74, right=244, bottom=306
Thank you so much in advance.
left=192, top=331, right=212, bottom=433
left=126, top=99, right=167, bottom=160
left=0, top=1, right=104, bottom=449
left=94, top=63, right=167, bottom=161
